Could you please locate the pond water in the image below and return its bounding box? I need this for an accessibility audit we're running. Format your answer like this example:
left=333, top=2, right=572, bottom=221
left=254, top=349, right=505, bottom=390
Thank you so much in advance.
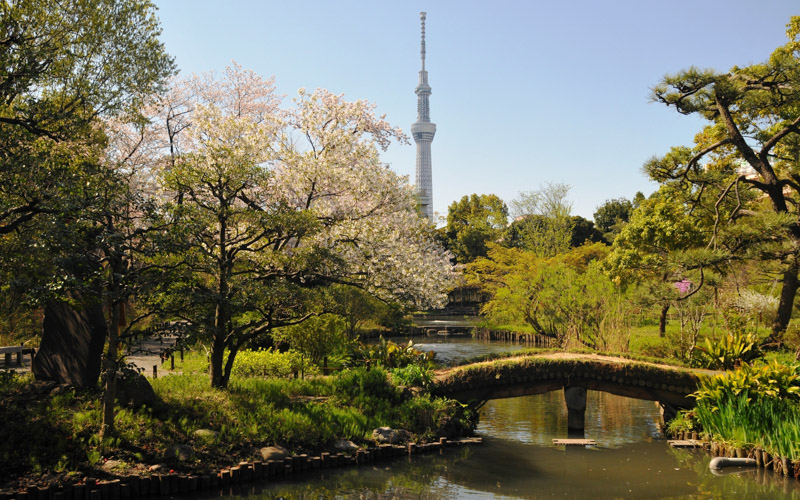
left=209, top=337, right=800, bottom=499
left=412, top=336, right=528, bottom=366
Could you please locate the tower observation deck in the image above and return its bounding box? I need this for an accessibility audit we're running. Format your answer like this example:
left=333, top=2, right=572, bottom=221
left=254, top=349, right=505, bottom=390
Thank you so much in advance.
left=411, top=11, right=436, bottom=220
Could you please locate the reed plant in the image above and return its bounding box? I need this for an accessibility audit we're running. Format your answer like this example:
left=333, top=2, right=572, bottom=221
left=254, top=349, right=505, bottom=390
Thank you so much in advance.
left=692, top=361, right=800, bottom=459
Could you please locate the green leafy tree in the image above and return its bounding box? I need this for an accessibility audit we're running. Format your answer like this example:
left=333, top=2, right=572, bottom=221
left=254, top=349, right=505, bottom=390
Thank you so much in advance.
left=503, top=215, right=602, bottom=250
left=569, top=216, right=605, bottom=248
left=325, top=285, right=382, bottom=338
left=593, top=197, right=634, bottom=244
left=648, top=16, right=800, bottom=341
left=76, top=155, right=174, bottom=439
left=445, top=194, right=508, bottom=263
left=155, top=71, right=456, bottom=388
left=468, top=243, right=615, bottom=348
left=0, top=0, right=174, bottom=235
left=504, top=183, right=574, bottom=257
left=604, top=189, right=716, bottom=336
left=273, top=315, right=348, bottom=377
left=0, top=0, right=175, bottom=438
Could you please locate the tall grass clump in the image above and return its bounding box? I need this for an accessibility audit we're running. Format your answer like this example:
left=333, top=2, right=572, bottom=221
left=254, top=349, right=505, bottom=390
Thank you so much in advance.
left=691, top=361, right=800, bottom=459
left=332, top=367, right=401, bottom=415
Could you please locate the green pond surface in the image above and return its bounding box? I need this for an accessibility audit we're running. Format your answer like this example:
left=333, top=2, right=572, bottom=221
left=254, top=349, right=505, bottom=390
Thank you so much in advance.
left=206, top=338, right=800, bottom=499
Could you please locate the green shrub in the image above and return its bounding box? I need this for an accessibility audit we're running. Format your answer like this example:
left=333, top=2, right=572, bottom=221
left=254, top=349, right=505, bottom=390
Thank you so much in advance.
left=666, top=410, right=697, bottom=436
left=333, top=367, right=399, bottom=402
left=395, top=396, right=476, bottom=439
left=346, top=337, right=434, bottom=369
left=693, top=331, right=761, bottom=370
left=390, top=365, right=434, bottom=388
left=232, top=348, right=306, bottom=378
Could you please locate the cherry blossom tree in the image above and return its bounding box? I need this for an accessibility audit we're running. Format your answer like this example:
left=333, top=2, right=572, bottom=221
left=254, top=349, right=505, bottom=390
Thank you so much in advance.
left=275, top=88, right=456, bottom=308
left=146, top=66, right=456, bottom=388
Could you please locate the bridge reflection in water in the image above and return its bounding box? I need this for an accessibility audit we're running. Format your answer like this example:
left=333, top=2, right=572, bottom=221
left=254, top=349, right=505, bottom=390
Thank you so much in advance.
left=478, top=390, right=663, bottom=447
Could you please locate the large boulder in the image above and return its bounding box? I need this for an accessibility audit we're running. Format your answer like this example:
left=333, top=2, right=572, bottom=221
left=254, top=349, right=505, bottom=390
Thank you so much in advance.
left=260, top=445, right=290, bottom=461
left=334, top=439, right=359, bottom=452
left=116, top=369, right=160, bottom=408
left=32, top=298, right=106, bottom=388
left=371, top=427, right=409, bottom=444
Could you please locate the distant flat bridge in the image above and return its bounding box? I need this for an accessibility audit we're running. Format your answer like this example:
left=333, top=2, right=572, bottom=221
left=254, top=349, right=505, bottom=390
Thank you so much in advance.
left=431, top=353, right=713, bottom=432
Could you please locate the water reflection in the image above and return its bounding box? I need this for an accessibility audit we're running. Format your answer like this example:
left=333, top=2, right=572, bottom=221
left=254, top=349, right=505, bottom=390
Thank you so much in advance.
left=478, top=390, right=662, bottom=447
left=413, top=336, right=527, bottom=366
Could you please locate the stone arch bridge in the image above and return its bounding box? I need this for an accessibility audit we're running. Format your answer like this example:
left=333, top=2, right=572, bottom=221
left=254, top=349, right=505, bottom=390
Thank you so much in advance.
left=430, top=353, right=713, bottom=433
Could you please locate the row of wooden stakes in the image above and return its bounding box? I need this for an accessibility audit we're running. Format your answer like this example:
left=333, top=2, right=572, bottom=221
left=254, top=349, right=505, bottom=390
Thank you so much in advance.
left=0, top=437, right=483, bottom=500
left=671, top=430, right=799, bottom=478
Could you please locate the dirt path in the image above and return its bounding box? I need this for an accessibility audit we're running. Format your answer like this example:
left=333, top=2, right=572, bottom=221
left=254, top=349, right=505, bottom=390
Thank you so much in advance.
left=125, top=335, right=178, bottom=376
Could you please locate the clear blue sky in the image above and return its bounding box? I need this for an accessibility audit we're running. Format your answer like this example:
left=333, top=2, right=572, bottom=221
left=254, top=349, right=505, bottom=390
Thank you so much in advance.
left=153, top=0, right=798, bottom=222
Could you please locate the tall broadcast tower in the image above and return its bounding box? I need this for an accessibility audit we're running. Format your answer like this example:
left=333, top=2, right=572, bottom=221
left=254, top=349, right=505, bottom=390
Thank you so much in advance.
left=411, top=11, right=436, bottom=220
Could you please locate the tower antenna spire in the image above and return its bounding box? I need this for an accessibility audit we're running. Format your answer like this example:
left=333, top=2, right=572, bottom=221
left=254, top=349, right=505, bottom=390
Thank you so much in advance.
left=412, top=11, right=436, bottom=220
left=420, top=11, right=426, bottom=72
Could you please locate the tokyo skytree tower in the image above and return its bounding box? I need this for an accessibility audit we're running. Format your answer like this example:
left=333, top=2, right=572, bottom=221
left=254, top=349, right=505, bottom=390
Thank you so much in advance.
left=411, top=11, right=436, bottom=220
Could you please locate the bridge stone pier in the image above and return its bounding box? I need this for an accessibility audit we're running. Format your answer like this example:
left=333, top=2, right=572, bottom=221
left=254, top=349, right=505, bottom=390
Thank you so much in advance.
left=431, top=354, right=708, bottom=433
left=564, top=385, right=587, bottom=435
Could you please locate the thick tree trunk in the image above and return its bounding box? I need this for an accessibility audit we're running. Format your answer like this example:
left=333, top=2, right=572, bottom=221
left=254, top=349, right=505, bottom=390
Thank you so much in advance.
left=211, top=207, right=231, bottom=389
left=210, top=332, right=228, bottom=388
left=221, top=344, right=238, bottom=387
left=659, top=304, right=670, bottom=338
left=210, top=290, right=233, bottom=388
left=769, top=261, right=800, bottom=346
left=100, top=300, right=121, bottom=439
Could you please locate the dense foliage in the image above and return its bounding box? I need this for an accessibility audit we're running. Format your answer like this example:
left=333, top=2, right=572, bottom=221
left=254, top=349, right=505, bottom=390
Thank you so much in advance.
left=443, top=193, right=508, bottom=263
